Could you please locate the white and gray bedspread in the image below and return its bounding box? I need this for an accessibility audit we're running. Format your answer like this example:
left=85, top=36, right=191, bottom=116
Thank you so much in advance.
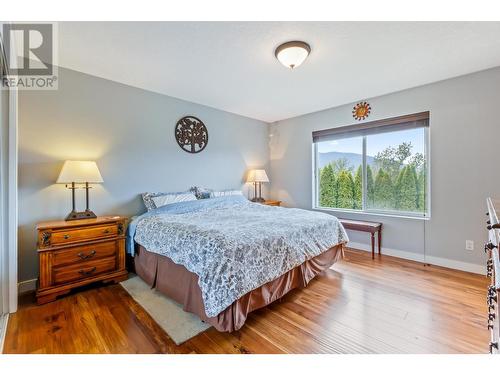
left=129, top=195, right=348, bottom=317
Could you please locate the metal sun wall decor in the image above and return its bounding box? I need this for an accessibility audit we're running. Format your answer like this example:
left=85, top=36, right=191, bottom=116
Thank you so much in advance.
left=352, top=101, right=371, bottom=121
left=175, top=116, right=208, bottom=153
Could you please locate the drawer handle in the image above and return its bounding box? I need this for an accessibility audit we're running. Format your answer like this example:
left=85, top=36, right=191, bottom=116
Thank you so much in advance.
left=77, top=250, right=96, bottom=260
left=490, top=342, right=498, bottom=354
left=486, top=242, right=497, bottom=250
left=78, top=267, right=96, bottom=276
left=485, top=242, right=497, bottom=253
left=63, top=234, right=70, bottom=240
left=103, top=229, right=110, bottom=234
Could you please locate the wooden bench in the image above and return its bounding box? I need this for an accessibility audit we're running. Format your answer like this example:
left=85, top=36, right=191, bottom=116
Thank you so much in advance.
left=339, top=219, right=382, bottom=259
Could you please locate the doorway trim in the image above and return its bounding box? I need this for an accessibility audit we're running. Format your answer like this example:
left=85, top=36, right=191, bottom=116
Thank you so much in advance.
left=0, top=21, right=19, bottom=315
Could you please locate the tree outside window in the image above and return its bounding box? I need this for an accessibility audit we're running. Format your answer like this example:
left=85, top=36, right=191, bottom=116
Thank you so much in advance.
left=316, top=126, right=428, bottom=217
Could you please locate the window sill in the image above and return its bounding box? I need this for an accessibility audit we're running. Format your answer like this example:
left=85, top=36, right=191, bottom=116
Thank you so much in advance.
left=312, top=206, right=430, bottom=221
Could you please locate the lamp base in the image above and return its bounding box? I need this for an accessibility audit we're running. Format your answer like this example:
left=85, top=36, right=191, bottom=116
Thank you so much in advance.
left=251, top=197, right=265, bottom=203
left=65, top=210, right=97, bottom=221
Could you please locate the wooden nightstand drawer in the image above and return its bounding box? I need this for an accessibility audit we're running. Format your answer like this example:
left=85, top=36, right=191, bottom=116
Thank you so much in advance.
left=52, top=240, right=119, bottom=267
left=36, top=216, right=128, bottom=304
left=50, top=223, right=119, bottom=246
left=53, top=257, right=117, bottom=285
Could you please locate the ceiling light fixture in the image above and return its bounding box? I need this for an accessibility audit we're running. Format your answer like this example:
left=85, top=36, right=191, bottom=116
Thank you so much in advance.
left=275, top=41, right=311, bottom=70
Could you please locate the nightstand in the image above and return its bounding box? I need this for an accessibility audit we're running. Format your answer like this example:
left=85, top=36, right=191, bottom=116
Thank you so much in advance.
left=262, top=200, right=282, bottom=206
left=35, top=216, right=128, bottom=304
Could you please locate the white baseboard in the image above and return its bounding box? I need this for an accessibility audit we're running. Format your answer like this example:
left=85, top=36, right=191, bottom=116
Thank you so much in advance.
left=0, top=314, right=8, bottom=353
left=347, top=241, right=485, bottom=275
left=18, top=278, right=37, bottom=294
left=423, top=255, right=485, bottom=275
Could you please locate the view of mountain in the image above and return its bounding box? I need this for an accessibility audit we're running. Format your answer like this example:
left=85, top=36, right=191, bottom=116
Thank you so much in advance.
left=318, top=151, right=375, bottom=170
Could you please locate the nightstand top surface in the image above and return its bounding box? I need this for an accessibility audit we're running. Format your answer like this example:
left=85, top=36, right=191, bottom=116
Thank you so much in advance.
left=263, top=200, right=282, bottom=205
left=36, top=215, right=127, bottom=230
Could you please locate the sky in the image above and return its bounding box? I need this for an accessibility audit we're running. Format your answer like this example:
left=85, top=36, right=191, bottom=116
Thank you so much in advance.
left=317, top=128, right=426, bottom=157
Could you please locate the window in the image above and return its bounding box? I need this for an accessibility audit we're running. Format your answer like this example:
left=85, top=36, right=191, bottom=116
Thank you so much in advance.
left=313, top=112, right=429, bottom=217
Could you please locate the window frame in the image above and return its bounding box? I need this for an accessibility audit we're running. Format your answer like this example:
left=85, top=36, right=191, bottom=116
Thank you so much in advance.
left=312, top=115, right=430, bottom=219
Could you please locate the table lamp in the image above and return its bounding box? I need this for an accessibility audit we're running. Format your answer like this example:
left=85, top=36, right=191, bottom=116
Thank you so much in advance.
left=57, top=160, right=103, bottom=221
left=247, top=169, right=269, bottom=203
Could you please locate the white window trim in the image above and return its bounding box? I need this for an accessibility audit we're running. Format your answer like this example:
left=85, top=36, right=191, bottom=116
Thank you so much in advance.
left=312, top=125, right=431, bottom=220
left=312, top=206, right=431, bottom=221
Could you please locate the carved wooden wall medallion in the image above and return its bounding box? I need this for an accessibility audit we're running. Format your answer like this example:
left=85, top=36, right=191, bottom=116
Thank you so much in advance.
left=352, top=101, right=371, bottom=121
left=175, top=116, right=208, bottom=153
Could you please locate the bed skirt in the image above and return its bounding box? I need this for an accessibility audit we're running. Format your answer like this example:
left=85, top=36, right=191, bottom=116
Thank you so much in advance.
left=133, top=244, right=343, bottom=332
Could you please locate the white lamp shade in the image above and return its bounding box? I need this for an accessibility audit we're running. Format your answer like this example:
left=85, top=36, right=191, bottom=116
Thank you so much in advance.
left=56, top=160, right=104, bottom=184
left=247, top=169, right=269, bottom=183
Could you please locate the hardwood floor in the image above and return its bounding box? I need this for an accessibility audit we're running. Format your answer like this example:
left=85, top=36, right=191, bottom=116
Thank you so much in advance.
left=3, top=248, right=489, bottom=354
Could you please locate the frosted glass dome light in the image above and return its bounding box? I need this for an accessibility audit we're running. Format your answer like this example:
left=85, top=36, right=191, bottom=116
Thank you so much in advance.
left=275, top=41, right=311, bottom=69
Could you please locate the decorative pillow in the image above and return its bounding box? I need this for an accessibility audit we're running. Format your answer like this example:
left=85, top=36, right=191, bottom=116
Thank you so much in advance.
left=190, top=186, right=213, bottom=199
left=142, top=192, right=166, bottom=211
left=210, top=189, right=243, bottom=198
left=152, top=192, right=197, bottom=208
left=142, top=191, right=195, bottom=211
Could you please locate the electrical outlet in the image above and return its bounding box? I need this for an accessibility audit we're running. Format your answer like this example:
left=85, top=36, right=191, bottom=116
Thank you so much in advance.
left=465, top=240, right=474, bottom=251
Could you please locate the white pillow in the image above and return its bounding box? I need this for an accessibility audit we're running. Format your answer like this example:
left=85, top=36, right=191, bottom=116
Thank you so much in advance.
left=210, top=190, right=243, bottom=198
left=152, top=192, right=197, bottom=208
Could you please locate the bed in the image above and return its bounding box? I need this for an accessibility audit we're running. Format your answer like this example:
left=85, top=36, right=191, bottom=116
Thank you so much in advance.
left=127, top=195, right=348, bottom=332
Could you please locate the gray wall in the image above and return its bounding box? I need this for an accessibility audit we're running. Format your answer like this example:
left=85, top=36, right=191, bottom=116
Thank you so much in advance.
left=18, top=64, right=500, bottom=281
left=269, top=67, right=500, bottom=270
left=18, top=67, right=269, bottom=282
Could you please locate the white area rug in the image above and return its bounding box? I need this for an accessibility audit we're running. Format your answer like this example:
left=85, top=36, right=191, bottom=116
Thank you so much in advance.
left=121, top=276, right=210, bottom=345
